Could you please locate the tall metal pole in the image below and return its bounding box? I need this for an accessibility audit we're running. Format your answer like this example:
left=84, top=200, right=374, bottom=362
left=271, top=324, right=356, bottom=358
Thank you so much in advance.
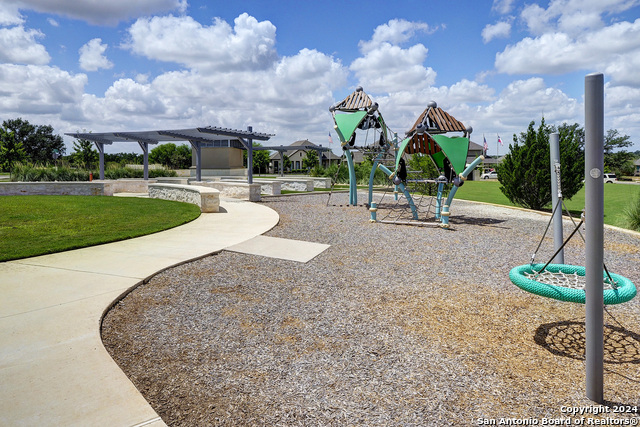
left=247, top=126, right=253, bottom=184
left=585, top=72, right=604, bottom=403
left=549, top=133, right=564, bottom=264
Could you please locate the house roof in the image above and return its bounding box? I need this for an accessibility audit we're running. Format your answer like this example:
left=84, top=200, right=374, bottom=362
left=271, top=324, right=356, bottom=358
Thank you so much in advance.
left=268, top=139, right=336, bottom=160
left=468, top=140, right=483, bottom=153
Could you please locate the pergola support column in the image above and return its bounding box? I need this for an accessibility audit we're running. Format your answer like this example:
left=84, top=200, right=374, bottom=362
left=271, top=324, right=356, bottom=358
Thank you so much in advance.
left=137, top=141, right=149, bottom=180
left=93, top=142, right=105, bottom=180
left=247, top=126, right=253, bottom=184
left=280, top=151, right=285, bottom=176
left=189, top=141, right=202, bottom=182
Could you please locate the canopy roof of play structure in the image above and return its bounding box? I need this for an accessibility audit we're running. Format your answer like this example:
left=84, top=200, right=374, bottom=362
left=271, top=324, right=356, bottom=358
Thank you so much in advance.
left=331, top=88, right=472, bottom=175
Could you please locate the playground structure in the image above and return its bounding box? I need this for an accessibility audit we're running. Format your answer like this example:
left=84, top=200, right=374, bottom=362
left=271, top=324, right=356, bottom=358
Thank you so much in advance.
left=328, top=87, right=483, bottom=228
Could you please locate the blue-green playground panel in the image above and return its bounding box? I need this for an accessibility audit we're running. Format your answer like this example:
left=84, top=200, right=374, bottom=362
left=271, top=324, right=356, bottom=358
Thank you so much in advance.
left=509, top=263, right=637, bottom=305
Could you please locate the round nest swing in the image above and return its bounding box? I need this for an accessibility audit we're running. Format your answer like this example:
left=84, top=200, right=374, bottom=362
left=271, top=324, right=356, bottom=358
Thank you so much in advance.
left=509, top=263, right=637, bottom=305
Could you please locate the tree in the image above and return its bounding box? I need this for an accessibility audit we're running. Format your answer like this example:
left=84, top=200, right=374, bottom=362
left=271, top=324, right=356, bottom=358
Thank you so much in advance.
left=498, top=118, right=585, bottom=211
left=0, top=125, right=27, bottom=172
left=149, top=143, right=192, bottom=169
left=149, top=143, right=176, bottom=167
left=242, top=142, right=271, bottom=174
left=169, top=144, right=192, bottom=169
left=71, top=138, right=98, bottom=168
left=104, top=152, right=143, bottom=165
left=2, top=118, right=65, bottom=164
left=302, top=150, right=319, bottom=170
left=407, top=153, right=439, bottom=178
left=283, top=154, right=291, bottom=172
left=604, top=129, right=634, bottom=176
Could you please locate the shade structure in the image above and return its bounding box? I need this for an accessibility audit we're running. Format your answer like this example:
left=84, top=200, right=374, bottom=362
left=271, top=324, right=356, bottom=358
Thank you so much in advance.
left=66, top=126, right=273, bottom=181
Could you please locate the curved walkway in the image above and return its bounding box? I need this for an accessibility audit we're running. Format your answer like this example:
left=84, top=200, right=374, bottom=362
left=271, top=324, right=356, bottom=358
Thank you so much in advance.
left=0, top=198, right=279, bottom=427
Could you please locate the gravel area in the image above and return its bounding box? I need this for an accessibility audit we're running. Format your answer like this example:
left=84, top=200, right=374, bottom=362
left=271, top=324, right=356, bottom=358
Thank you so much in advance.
left=102, top=192, right=640, bottom=426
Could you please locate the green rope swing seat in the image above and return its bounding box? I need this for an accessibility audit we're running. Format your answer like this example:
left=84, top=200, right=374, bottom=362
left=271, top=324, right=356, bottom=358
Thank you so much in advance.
left=510, top=263, right=637, bottom=305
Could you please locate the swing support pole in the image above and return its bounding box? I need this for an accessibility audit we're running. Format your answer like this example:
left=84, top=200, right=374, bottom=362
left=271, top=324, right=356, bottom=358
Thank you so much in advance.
left=585, top=72, right=605, bottom=404
left=549, top=133, right=564, bottom=264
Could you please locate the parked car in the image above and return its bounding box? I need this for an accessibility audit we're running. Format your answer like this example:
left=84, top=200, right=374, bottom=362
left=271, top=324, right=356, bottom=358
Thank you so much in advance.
left=603, top=173, right=617, bottom=183
left=481, top=171, right=498, bottom=179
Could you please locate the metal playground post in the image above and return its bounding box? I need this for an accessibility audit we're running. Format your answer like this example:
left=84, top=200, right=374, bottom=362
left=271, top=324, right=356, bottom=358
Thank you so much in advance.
left=549, top=133, right=564, bottom=264
left=585, top=72, right=605, bottom=403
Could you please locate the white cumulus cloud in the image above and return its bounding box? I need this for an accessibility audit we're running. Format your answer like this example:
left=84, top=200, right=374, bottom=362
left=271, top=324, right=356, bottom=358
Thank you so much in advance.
left=0, top=26, right=50, bottom=64
left=482, top=21, right=512, bottom=43
left=492, top=0, right=516, bottom=14
left=78, top=40, right=347, bottom=146
left=125, top=13, right=277, bottom=71
left=358, top=19, right=433, bottom=53
left=521, top=0, right=640, bottom=36
left=351, top=19, right=438, bottom=94
left=0, top=64, right=87, bottom=116
left=0, top=2, right=24, bottom=25
left=495, top=18, right=640, bottom=82
left=79, top=38, right=113, bottom=71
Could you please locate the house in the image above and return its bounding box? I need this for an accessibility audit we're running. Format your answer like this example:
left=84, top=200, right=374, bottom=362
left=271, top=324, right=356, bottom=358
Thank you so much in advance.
left=634, top=158, right=640, bottom=176
left=467, top=140, right=484, bottom=162
left=269, top=139, right=341, bottom=173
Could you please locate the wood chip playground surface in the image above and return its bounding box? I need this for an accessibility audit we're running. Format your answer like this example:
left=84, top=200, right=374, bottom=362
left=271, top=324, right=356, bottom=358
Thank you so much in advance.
left=101, top=193, right=640, bottom=426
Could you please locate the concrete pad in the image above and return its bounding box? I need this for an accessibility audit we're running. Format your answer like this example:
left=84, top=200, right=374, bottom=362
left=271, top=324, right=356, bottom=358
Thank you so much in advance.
left=226, top=235, right=330, bottom=263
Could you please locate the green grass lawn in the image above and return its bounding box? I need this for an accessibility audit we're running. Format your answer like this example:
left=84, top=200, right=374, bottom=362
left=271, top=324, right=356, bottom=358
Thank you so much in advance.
left=455, top=180, right=640, bottom=229
left=0, top=196, right=201, bottom=262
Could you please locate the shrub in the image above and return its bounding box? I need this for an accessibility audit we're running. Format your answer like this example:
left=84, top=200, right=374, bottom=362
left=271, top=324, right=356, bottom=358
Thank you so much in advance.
left=498, top=119, right=584, bottom=211
left=324, top=163, right=349, bottom=183
left=10, top=163, right=176, bottom=181
left=623, top=191, right=640, bottom=231
left=309, top=165, right=324, bottom=177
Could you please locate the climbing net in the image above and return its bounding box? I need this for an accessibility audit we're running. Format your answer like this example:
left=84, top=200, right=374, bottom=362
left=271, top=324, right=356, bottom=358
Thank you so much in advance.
left=524, top=269, right=619, bottom=291
left=372, top=152, right=447, bottom=225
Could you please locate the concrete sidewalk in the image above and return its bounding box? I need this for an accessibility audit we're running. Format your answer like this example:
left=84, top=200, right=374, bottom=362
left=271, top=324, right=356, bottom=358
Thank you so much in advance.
left=0, top=198, right=280, bottom=427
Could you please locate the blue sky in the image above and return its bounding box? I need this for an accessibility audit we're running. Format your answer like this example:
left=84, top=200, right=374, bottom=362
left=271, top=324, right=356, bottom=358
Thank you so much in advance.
left=1, top=0, right=640, bottom=156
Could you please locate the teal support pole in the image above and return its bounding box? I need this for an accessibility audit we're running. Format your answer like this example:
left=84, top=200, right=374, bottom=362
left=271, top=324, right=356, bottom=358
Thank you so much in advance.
left=435, top=182, right=445, bottom=220
left=440, top=155, right=484, bottom=228
left=368, top=149, right=388, bottom=206
left=344, top=149, right=357, bottom=205
left=369, top=202, right=377, bottom=222
left=377, top=164, right=418, bottom=220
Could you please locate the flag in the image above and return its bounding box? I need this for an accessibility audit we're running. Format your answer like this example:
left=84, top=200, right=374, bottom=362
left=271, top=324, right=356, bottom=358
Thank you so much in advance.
left=498, top=134, right=503, bottom=146
left=328, top=132, right=334, bottom=144
left=483, top=134, right=488, bottom=153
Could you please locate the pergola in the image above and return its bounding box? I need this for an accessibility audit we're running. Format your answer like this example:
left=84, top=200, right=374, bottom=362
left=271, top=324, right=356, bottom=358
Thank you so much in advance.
left=66, top=126, right=273, bottom=182
left=67, top=126, right=335, bottom=181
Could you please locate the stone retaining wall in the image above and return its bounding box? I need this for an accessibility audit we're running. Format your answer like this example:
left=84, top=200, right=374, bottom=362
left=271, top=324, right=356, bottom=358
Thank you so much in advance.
left=274, top=178, right=314, bottom=192
left=220, top=177, right=282, bottom=196
left=154, top=177, right=190, bottom=185
left=191, top=181, right=261, bottom=202
left=311, top=177, right=332, bottom=189
left=112, top=179, right=157, bottom=193
left=148, top=183, right=219, bottom=213
left=0, top=181, right=114, bottom=196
